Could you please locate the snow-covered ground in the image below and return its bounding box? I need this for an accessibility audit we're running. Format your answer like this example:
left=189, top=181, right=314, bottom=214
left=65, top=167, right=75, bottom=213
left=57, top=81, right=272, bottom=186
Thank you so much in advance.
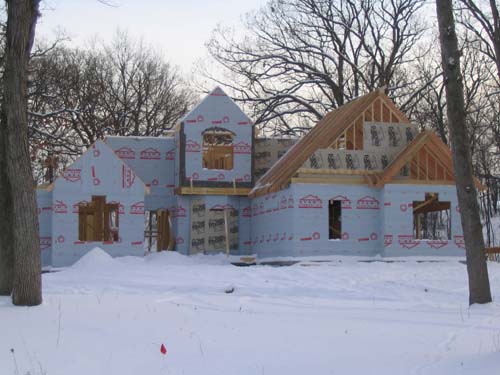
left=2, top=249, right=500, bottom=375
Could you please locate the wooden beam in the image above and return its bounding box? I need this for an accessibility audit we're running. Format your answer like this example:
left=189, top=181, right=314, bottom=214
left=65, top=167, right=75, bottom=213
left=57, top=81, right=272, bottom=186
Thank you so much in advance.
left=176, top=186, right=251, bottom=196
left=425, top=148, right=429, bottom=180
left=93, top=196, right=105, bottom=241
left=252, top=91, right=410, bottom=197
left=413, top=195, right=438, bottom=213
left=297, top=168, right=383, bottom=175
left=364, top=174, right=383, bottom=187
left=376, top=131, right=432, bottom=188
left=373, top=101, right=378, bottom=121
left=414, top=201, right=451, bottom=215
left=485, top=247, right=500, bottom=254
left=257, top=91, right=381, bottom=195
left=423, top=140, right=453, bottom=177
left=353, top=122, right=357, bottom=150
left=291, top=176, right=369, bottom=185
left=415, top=213, right=421, bottom=239
left=417, top=150, right=420, bottom=180
left=382, top=102, right=388, bottom=122
left=386, top=179, right=455, bottom=186
left=224, top=208, right=230, bottom=257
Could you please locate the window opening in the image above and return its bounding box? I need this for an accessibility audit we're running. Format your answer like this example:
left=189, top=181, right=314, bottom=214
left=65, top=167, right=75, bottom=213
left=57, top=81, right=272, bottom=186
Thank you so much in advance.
left=202, top=127, right=235, bottom=170
left=78, top=196, right=119, bottom=242
left=413, top=193, right=451, bottom=240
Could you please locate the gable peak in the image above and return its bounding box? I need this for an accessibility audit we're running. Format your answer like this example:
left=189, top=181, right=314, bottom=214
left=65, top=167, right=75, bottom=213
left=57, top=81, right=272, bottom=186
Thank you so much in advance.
left=209, top=86, right=229, bottom=97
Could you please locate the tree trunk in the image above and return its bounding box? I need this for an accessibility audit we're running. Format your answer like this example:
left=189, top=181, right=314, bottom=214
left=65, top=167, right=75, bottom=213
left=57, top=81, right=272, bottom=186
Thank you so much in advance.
left=3, top=0, right=42, bottom=306
left=0, top=118, right=14, bottom=295
left=436, top=0, right=492, bottom=305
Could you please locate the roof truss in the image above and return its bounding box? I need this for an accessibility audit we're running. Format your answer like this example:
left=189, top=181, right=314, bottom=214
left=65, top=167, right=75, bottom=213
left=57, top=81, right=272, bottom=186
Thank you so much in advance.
left=250, top=89, right=409, bottom=197
left=375, top=131, right=456, bottom=188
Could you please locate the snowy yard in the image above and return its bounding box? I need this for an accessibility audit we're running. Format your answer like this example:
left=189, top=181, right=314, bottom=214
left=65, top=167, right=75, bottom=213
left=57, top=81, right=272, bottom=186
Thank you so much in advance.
left=1, top=250, right=500, bottom=375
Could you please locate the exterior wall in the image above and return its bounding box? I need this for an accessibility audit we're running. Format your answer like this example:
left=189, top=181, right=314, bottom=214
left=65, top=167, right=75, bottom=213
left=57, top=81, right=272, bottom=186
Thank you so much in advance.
left=254, top=138, right=297, bottom=180
left=238, top=197, right=253, bottom=256
left=175, top=130, right=181, bottom=189
left=104, top=136, right=176, bottom=211
left=171, top=195, right=190, bottom=255
left=292, top=184, right=383, bottom=257
left=180, top=87, right=254, bottom=187
left=174, top=194, right=252, bottom=256
left=381, top=183, right=464, bottom=257
left=36, top=189, right=53, bottom=268
left=250, top=186, right=296, bottom=258
left=251, top=183, right=465, bottom=259
left=251, top=184, right=383, bottom=258
left=51, top=141, right=147, bottom=267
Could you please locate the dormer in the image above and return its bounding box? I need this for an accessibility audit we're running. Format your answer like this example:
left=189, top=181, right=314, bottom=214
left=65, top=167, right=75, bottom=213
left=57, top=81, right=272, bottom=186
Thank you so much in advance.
left=175, top=87, right=254, bottom=195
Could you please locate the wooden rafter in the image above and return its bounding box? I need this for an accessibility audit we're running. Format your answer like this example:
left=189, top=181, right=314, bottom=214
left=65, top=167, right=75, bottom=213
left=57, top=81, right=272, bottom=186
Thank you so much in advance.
left=375, top=131, right=485, bottom=189
left=414, top=200, right=451, bottom=215
left=250, top=89, right=409, bottom=197
left=413, top=195, right=438, bottom=214
left=376, top=131, right=433, bottom=187
left=375, top=131, right=462, bottom=188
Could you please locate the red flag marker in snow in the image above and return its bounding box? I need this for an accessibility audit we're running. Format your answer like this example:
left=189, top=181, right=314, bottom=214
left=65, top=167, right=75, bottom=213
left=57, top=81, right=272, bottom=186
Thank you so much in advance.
left=160, top=344, right=167, bottom=355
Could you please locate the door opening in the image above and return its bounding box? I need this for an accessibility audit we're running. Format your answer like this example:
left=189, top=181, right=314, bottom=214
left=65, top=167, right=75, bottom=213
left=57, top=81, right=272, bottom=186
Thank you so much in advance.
left=145, top=209, right=174, bottom=252
left=329, top=200, right=342, bottom=240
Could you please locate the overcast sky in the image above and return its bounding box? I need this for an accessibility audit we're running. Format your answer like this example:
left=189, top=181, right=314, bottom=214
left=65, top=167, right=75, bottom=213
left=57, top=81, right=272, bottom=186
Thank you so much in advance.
left=36, top=0, right=268, bottom=74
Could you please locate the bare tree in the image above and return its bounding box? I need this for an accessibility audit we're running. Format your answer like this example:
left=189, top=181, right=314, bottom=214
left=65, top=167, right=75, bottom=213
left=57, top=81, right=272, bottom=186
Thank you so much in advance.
left=436, top=0, right=492, bottom=305
left=99, top=32, right=192, bottom=137
left=28, top=33, right=193, bottom=182
left=205, top=0, right=432, bottom=135
left=412, top=37, right=497, bottom=143
left=0, top=0, right=42, bottom=305
left=458, top=0, right=500, bottom=81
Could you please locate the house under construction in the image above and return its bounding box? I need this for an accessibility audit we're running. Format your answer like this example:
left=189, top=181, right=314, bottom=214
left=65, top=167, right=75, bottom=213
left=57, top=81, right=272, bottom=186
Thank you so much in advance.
left=37, top=87, right=470, bottom=267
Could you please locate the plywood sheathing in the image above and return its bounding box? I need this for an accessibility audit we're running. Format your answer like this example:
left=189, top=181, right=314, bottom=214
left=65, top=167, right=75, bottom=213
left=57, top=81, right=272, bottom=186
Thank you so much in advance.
left=249, top=89, right=409, bottom=197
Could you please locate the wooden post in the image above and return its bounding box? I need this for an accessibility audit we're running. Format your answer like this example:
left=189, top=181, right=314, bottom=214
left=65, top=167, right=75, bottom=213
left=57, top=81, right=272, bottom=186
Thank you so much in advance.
left=148, top=211, right=153, bottom=252
left=103, top=204, right=110, bottom=241
left=78, top=208, right=85, bottom=241
left=416, top=214, right=421, bottom=239
left=425, top=148, right=429, bottom=181
left=417, top=152, right=420, bottom=180
left=93, top=196, right=105, bottom=241
left=167, top=213, right=175, bottom=251
left=157, top=209, right=170, bottom=252
left=433, top=157, right=437, bottom=180
left=157, top=210, right=163, bottom=252
left=164, top=210, right=170, bottom=251
left=224, top=208, right=230, bottom=257
left=353, top=123, right=356, bottom=150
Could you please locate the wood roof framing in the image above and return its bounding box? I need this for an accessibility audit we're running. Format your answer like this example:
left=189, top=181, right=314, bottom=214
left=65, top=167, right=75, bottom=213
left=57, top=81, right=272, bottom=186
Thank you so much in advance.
left=376, top=131, right=447, bottom=187
left=250, top=89, right=409, bottom=197
left=375, top=131, right=485, bottom=189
